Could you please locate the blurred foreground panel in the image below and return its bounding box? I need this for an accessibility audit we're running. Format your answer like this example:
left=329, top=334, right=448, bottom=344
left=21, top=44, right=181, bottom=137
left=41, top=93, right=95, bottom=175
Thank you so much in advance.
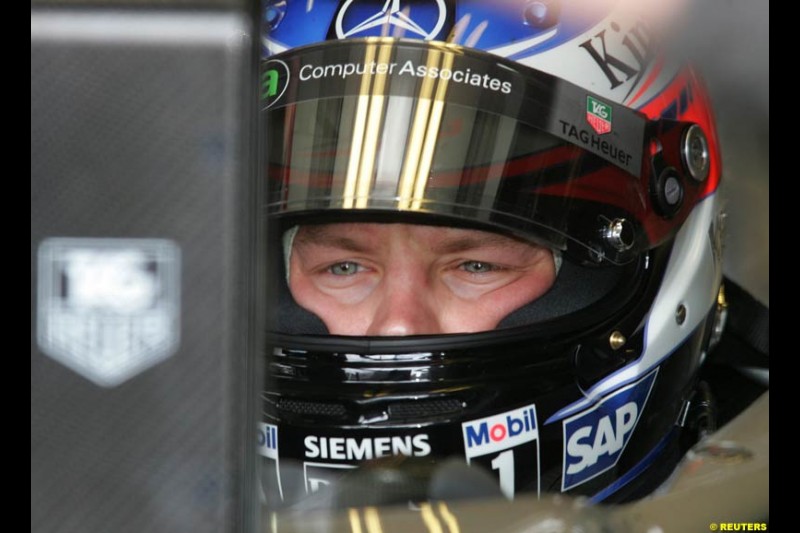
left=31, top=4, right=261, bottom=533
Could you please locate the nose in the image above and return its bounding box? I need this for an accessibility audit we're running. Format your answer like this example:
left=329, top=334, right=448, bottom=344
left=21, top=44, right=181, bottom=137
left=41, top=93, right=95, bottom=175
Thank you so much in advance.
left=365, top=273, right=442, bottom=336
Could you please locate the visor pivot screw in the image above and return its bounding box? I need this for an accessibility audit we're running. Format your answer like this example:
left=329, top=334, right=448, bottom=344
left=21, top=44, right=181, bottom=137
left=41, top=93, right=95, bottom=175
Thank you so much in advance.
left=609, top=331, right=626, bottom=350
left=653, top=168, right=684, bottom=218
left=682, top=125, right=710, bottom=182
left=676, top=304, right=687, bottom=325
left=603, top=218, right=635, bottom=251
left=664, top=174, right=683, bottom=205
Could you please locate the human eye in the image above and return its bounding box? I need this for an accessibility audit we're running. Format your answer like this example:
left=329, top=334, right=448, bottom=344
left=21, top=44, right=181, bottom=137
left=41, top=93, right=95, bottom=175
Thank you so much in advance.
left=459, top=260, right=502, bottom=274
left=327, top=261, right=364, bottom=276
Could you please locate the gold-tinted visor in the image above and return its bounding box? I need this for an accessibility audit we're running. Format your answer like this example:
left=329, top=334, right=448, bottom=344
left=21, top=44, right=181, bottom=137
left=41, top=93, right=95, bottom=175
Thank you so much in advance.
left=263, top=39, right=652, bottom=264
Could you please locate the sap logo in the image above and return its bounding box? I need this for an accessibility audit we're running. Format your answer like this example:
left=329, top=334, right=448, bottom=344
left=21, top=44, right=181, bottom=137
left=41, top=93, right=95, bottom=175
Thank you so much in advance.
left=257, top=422, right=278, bottom=460
left=462, top=404, right=538, bottom=459
left=561, top=369, right=657, bottom=491
left=566, top=401, right=637, bottom=474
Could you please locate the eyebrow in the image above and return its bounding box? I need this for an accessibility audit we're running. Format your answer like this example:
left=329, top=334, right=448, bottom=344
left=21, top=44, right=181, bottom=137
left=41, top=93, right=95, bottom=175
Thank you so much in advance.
left=433, top=234, right=513, bottom=254
left=294, top=226, right=372, bottom=253
left=295, top=225, right=541, bottom=255
left=431, top=233, right=537, bottom=255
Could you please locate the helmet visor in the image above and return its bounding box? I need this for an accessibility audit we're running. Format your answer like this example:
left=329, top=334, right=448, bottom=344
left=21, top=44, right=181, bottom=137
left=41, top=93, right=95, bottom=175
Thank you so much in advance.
left=263, top=39, right=651, bottom=264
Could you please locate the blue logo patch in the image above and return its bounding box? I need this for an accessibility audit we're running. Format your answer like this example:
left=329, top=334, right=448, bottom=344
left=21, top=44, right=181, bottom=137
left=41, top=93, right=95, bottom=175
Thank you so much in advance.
left=462, top=403, right=540, bottom=499
left=257, top=422, right=279, bottom=460
left=561, top=369, right=657, bottom=491
left=463, top=404, right=538, bottom=458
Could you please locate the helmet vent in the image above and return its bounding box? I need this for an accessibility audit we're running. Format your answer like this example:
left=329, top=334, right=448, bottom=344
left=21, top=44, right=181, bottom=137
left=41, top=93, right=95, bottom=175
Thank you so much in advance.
left=388, top=399, right=464, bottom=420
left=278, top=398, right=347, bottom=418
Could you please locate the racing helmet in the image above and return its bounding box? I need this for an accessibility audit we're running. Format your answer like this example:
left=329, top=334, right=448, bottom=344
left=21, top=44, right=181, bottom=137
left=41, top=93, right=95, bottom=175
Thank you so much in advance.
left=259, top=0, right=724, bottom=506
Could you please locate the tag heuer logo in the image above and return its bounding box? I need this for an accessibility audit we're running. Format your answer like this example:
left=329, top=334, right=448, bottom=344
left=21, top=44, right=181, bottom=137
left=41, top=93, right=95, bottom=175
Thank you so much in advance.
left=586, top=96, right=612, bottom=135
left=37, top=238, right=181, bottom=387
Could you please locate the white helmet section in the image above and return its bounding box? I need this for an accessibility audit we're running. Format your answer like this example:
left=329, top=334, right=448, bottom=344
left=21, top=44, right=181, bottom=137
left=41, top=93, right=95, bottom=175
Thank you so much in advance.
left=496, top=13, right=679, bottom=109
left=547, top=194, right=723, bottom=423
left=265, top=36, right=287, bottom=55
left=263, top=4, right=682, bottom=110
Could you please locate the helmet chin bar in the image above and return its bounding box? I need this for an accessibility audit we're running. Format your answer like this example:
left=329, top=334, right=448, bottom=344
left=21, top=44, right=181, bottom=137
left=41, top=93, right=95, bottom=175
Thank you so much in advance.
left=265, top=392, right=768, bottom=521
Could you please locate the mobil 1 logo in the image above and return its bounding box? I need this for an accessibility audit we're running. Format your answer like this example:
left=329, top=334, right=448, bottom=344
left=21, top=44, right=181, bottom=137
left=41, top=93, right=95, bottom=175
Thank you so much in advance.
left=561, top=369, right=657, bottom=491
left=257, top=422, right=284, bottom=502
left=462, top=404, right=540, bottom=499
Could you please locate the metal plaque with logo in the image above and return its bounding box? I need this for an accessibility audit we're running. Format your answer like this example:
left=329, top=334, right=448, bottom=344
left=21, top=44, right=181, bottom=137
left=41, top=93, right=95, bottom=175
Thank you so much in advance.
left=37, top=237, right=181, bottom=387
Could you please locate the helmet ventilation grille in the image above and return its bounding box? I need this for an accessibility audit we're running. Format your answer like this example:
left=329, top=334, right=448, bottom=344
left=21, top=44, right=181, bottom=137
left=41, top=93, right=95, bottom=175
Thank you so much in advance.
left=388, top=399, right=463, bottom=419
left=278, top=398, right=347, bottom=418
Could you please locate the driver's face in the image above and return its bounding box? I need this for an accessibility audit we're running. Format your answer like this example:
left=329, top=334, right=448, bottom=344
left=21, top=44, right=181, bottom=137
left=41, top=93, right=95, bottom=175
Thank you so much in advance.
left=288, top=223, right=556, bottom=336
